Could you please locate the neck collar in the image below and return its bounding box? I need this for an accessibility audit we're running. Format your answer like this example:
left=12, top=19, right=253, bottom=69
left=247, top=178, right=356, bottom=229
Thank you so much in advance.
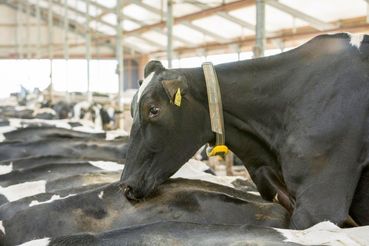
left=202, top=62, right=229, bottom=157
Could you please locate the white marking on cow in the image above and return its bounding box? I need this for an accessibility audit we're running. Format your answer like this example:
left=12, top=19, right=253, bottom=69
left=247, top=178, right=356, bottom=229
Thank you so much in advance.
left=0, top=220, right=5, bottom=235
left=89, top=161, right=124, bottom=171
left=349, top=33, right=364, bottom=49
left=171, top=159, right=243, bottom=188
left=18, top=238, right=50, bottom=246
left=0, top=180, right=46, bottom=202
left=247, top=191, right=261, bottom=196
left=73, top=101, right=91, bottom=120
left=137, top=72, right=155, bottom=103
left=105, top=130, right=128, bottom=140
left=29, top=194, right=76, bottom=207
left=275, top=221, right=367, bottom=245
left=98, top=191, right=104, bottom=199
left=93, top=105, right=103, bottom=130
left=0, top=125, right=17, bottom=134
left=0, top=133, right=4, bottom=142
left=0, top=162, right=12, bottom=175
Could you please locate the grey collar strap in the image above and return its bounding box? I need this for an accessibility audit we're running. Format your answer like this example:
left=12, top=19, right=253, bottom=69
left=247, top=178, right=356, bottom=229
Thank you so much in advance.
left=202, top=62, right=228, bottom=157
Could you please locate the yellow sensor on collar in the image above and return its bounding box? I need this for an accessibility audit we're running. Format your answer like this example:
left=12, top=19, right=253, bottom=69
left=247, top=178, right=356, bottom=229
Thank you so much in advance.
left=207, top=145, right=229, bottom=157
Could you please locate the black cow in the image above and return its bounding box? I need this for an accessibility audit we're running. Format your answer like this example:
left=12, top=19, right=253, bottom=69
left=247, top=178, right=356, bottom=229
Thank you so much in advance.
left=0, top=138, right=127, bottom=163
left=3, top=126, right=106, bottom=142
left=120, top=33, right=369, bottom=229
left=0, top=170, right=121, bottom=205
left=0, top=183, right=106, bottom=220
left=27, top=222, right=300, bottom=246
left=1, top=179, right=289, bottom=245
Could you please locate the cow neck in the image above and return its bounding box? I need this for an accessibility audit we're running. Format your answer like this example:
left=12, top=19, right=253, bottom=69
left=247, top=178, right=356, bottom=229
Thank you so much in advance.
left=182, top=54, right=297, bottom=153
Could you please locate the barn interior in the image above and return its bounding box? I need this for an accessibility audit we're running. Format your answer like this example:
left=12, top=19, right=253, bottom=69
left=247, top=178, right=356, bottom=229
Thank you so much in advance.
left=1, top=0, right=369, bottom=245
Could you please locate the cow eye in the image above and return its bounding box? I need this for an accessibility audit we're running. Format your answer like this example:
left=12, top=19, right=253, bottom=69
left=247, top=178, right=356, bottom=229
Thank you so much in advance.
left=149, top=106, right=160, bottom=118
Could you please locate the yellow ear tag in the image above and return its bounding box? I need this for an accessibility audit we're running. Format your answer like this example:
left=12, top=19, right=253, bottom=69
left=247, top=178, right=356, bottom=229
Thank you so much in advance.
left=174, top=88, right=181, bottom=107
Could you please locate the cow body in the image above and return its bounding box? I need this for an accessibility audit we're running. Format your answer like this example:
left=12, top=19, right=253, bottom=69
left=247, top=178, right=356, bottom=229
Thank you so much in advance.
left=3, top=127, right=106, bottom=142
left=0, top=138, right=127, bottom=163
left=42, top=222, right=298, bottom=246
left=121, top=33, right=369, bottom=229
left=1, top=179, right=289, bottom=245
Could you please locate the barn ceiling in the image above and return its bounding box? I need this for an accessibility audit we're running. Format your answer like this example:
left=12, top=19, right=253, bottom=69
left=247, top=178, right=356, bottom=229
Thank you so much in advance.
left=0, top=0, right=368, bottom=59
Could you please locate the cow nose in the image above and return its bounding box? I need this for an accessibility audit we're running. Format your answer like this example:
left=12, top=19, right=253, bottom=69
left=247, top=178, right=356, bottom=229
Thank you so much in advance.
left=122, top=185, right=138, bottom=201
left=123, top=185, right=131, bottom=195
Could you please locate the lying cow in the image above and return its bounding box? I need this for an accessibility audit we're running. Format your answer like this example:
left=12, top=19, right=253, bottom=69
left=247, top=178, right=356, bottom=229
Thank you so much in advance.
left=0, top=138, right=127, bottom=163
left=25, top=221, right=369, bottom=246
left=120, top=33, right=369, bottom=229
left=0, top=157, right=91, bottom=172
left=0, top=170, right=121, bottom=205
left=22, top=222, right=296, bottom=246
left=1, top=179, right=289, bottom=245
left=3, top=126, right=106, bottom=142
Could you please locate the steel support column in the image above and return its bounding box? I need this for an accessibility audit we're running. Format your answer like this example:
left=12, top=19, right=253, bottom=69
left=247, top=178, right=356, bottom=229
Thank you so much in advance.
left=26, top=3, right=31, bottom=59
left=64, top=0, right=70, bottom=101
left=166, top=0, right=173, bottom=68
left=116, top=0, right=124, bottom=106
left=16, top=2, right=23, bottom=59
left=48, top=0, right=54, bottom=102
left=85, top=0, right=92, bottom=102
left=36, top=0, right=41, bottom=59
left=254, top=0, right=266, bottom=58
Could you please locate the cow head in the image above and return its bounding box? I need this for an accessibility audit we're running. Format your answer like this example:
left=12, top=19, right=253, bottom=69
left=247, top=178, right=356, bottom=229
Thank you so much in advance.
left=120, top=60, right=213, bottom=200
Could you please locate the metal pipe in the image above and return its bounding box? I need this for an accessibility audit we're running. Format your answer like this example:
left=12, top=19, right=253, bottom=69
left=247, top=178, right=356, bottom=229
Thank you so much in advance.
left=48, top=0, right=54, bottom=102
left=36, top=0, right=41, bottom=59
left=116, top=0, right=124, bottom=106
left=166, top=0, right=173, bottom=68
left=16, top=2, right=23, bottom=59
left=86, top=0, right=92, bottom=102
left=254, top=0, right=266, bottom=58
left=64, top=0, right=70, bottom=101
left=26, top=3, right=31, bottom=59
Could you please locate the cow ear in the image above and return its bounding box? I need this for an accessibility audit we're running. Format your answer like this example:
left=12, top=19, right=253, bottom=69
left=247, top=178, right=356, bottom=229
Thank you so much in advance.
left=161, top=79, right=188, bottom=106
left=144, top=60, right=165, bottom=77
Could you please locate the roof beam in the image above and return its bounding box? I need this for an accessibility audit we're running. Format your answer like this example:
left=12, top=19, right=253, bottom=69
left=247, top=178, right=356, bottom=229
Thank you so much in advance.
left=129, top=0, right=229, bottom=42
left=4, top=0, right=123, bottom=56
left=122, top=10, right=196, bottom=45
left=123, top=0, right=255, bottom=37
left=265, top=0, right=338, bottom=31
left=190, top=1, right=255, bottom=31
left=163, top=16, right=367, bottom=57
left=52, top=0, right=163, bottom=52
left=183, top=22, right=228, bottom=42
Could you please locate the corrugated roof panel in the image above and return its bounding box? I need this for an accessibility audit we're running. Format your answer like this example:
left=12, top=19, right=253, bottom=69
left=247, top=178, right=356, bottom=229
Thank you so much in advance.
left=123, top=4, right=160, bottom=24
left=229, top=6, right=307, bottom=32
left=173, top=3, right=202, bottom=17
left=192, top=15, right=244, bottom=39
left=95, top=24, right=116, bottom=35
left=142, top=0, right=162, bottom=10
left=124, top=36, right=157, bottom=52
left=102, top=13, right=116, bottom=26
left=123, top=19, right=141, bottom=31
left=173, top=24, right=215, bottom=44
left=265, top=5, right=308, bottom=31
left=141, top=31, right=183, bottom=48
left=279, top=0, right=366, bottom=22
left=195, top=0, right=239, bottom=7
left=95, top=0, right=117, bottom=9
